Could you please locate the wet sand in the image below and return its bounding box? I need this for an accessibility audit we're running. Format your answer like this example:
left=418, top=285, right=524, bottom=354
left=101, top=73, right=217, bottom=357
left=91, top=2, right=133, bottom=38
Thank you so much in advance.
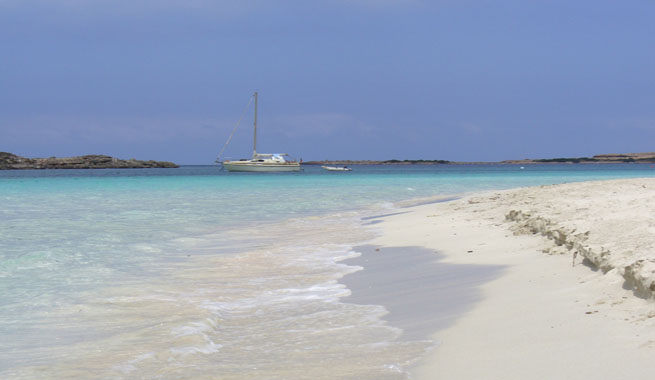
left=342, top=245, right=504, bottom=340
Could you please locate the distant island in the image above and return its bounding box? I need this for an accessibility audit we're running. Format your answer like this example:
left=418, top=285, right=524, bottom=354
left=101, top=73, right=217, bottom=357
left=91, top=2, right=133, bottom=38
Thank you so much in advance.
left=304, top=152, right=655, bottom=165
left=501, top=152, right=655, bottom=164
left=0, top=152, right=178, bottom=170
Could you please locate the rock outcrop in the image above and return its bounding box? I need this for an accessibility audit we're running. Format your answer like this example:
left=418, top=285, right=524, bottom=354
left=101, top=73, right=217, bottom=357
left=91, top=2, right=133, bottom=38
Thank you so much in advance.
left=0, top=152, right=178, bottom=169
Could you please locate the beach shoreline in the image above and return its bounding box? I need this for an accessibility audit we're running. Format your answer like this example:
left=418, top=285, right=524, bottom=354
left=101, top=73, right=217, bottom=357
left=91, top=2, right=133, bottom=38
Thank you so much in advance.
left=355, top=178, right=655, bottom=379
left=5, top=168, right=655, bottom=379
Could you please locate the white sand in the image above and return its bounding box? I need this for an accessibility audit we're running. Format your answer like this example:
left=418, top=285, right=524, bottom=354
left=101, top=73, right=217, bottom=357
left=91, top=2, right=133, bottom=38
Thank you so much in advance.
left=369, top=178, right=655, bottom=379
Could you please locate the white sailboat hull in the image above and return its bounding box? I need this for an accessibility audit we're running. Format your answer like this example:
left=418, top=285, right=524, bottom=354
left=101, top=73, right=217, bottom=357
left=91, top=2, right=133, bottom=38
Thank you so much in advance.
left=222, top=161, right=301, bottom=172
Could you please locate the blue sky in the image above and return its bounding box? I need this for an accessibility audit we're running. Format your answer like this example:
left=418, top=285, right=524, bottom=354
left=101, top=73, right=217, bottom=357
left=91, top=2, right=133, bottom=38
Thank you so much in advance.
left=1, top=0, right=654, bottom=164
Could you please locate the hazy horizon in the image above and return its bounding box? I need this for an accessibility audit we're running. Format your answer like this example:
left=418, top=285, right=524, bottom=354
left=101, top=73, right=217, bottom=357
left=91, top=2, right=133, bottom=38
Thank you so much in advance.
left=5, top=149, right=655, bottom=165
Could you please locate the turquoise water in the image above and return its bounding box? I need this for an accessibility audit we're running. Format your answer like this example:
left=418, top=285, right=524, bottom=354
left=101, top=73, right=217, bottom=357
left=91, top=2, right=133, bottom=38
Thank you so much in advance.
left=1, top=164, right=654, bottom=378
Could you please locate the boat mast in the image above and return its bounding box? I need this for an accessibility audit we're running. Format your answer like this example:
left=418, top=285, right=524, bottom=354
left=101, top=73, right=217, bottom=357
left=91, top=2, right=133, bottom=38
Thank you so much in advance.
left=252, top=91, right=258, bottom=159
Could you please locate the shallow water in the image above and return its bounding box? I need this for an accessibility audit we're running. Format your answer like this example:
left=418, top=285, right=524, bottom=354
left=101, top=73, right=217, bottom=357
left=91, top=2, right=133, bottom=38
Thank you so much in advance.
left=1, top=164, right=654, bottom=378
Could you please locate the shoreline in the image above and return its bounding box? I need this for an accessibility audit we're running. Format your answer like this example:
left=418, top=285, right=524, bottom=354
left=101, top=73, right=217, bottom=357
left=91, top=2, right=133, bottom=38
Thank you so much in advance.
left=6, top=170, right=655, bottom=378
left=342, top=245, right=504, bottom=342
left=356, top=178, right=655, bottom=378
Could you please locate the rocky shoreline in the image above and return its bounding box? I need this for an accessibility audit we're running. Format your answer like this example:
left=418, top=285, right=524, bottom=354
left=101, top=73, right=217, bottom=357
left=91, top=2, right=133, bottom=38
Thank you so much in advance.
left=0, top=152, right=178, bottom=170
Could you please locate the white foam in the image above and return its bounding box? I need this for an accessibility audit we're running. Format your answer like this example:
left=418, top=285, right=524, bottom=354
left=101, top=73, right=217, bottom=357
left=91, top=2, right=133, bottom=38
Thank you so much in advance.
left=170, top=318, right=218, bottom=338
left=112, top=352, right=156, bottom=374
left=170, top=340, right=222, bottom=356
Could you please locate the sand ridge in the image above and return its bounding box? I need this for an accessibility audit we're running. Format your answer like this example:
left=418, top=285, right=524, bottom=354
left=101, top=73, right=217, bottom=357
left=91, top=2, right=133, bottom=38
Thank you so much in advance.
left=503, top=178, right=655, bottom=298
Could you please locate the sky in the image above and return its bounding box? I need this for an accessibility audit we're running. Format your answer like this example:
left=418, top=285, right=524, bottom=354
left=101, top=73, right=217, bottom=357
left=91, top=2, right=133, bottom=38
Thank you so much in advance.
left=1, top=0, right=654, bottom=164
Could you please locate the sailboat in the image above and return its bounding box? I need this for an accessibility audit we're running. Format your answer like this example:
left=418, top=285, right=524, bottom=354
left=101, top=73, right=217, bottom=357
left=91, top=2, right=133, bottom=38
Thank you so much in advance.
left=220, top=92, right=301, bottom=172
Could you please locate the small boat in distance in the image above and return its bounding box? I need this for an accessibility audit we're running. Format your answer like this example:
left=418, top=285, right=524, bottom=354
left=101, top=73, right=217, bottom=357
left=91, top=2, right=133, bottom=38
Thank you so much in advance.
left=321, top=166, right=352, bottom=171
left=220, top=92, right=301, bottom=172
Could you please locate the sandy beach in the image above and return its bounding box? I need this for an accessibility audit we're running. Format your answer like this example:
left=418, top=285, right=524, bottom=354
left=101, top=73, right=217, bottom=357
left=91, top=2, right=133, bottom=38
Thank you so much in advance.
left=351, top=178, right=655, bottom=379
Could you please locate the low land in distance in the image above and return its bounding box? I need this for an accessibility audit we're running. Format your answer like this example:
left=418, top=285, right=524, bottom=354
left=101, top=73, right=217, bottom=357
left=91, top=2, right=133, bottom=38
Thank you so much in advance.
left=305, top=152, right=655, bottom=165
left=0, top=152, right=178, bottom=170
left=3, top=152, right=655, bottom=169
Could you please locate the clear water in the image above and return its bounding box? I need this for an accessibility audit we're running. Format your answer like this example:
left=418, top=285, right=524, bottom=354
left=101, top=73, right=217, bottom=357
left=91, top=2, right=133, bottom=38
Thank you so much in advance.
left=1, top=164, right=654, bottom=379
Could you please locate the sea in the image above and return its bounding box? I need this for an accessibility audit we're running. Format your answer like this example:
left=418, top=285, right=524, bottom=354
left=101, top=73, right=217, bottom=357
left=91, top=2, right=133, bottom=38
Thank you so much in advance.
left=2, top=163, right=654, bottom=379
